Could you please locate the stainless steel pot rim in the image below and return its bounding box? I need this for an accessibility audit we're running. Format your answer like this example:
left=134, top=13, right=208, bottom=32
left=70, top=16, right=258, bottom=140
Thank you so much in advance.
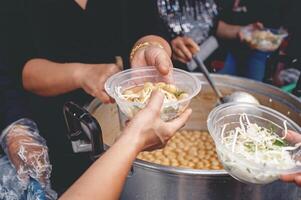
left=133, top=158, right=228, bottom=176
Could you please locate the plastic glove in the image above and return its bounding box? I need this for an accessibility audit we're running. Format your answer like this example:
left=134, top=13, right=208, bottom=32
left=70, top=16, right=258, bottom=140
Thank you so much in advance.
left=0, top=119, right=52, bottom=189
left=0, top=155, right=25, bottom=200
left=0, top=155, right=57, bottom=200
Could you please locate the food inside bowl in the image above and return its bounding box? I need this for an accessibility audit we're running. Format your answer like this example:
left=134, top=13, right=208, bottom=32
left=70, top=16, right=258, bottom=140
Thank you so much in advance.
left=119, top=82, right=188, bottom=104
left=105, top=67, right=201, bottom=121
left=242, top=27, right=287, bottom=52
left=137, top=130, right=223, bottom=170
left=116, top=82, right=191, bottom=121
left=217, top=113, right=301, bottom=184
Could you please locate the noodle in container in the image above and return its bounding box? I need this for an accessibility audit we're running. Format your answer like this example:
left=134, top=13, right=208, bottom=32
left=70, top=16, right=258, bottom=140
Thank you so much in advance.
left=105, top=66, right=201, bottom=121
left=207, top=103, right=301, bottom=184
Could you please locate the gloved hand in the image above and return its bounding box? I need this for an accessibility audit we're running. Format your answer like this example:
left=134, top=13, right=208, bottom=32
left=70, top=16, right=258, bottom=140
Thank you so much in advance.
left=0, top=119, right=52, bottom=189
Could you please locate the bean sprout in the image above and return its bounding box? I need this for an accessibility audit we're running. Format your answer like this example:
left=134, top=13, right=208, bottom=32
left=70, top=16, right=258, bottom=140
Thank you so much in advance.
left=219, top=113, right=300, bottom=184
left=119, top=82, right=188, bottom=104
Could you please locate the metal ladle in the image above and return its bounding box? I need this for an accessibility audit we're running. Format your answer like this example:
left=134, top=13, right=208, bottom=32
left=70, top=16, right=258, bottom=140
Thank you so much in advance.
left=193, top=56, right=260, bottom=105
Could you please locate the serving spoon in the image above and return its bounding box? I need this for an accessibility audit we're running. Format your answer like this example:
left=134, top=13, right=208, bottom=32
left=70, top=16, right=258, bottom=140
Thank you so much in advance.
left=192, top=56, right=260, bottom=105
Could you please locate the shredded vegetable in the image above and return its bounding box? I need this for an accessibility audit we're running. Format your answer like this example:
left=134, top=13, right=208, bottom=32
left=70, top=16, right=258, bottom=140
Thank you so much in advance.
left=118, top=82, right=188, bottom=104
left=218, top=113, right=301, bottom=184
left=115, top=82, right=189, bottom=121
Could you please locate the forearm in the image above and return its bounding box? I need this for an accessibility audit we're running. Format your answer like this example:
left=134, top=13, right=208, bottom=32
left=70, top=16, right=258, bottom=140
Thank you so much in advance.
left=60, top=132, right=142, bottom=200
left=22, top=58, right=82, bottom=96
left=133, top=35, right=172, bottom=57
left=216, top=21, right=242, bottom=40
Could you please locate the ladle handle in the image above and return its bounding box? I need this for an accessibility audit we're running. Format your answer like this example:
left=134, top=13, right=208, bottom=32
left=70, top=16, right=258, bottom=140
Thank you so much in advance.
left=63, top=101, right=104, bottom=160
left=192, top=56, right=224, bottom=102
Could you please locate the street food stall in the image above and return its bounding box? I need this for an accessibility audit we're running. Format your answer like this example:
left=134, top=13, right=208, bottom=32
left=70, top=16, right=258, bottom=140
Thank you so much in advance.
left=72, top=73, right=301, bottom=200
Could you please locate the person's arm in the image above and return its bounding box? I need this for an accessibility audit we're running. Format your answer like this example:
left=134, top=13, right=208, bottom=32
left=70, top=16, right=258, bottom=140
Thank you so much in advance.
left=0, top=118, right=57, bottom=198
left=23, top=59, right=81, bottom=96
left=60, top=91, right=192, bottom=200
left=216, top=20, right=242, bottom=40
left=22, top=59, right=120, bottom=103
left=216, top=21, right=264, bottom=41
left=22, top=35, right=173, bottom=102
left=60, top=130, right=140, bottom=200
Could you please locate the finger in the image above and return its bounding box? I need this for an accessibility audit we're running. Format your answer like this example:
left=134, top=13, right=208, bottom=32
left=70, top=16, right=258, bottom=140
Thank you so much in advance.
left=109, top=97, right=116, bottom=104
left=280, top=174, right=296, bottom=182
left=145, top=90, right=164, bottom=113
left=238, top=31, right=244, bottom=42
left=183, top=37, right=200, bottom=54
left=131, top=52, right=147, bottom=67
left=173, top=54, right=188, bottom=64
left=173, top=47, right=188, bottom=62
left=154, top=53, right=172, bottom=76
left=144, top=143, right=165, bottom=152
left=125, top=120, right=130, bottom=126
left=105, top=64, right=121, bottom=76
left=295, top=175, right=301, bottom=186
left=176, top=43, right=193, bottom=60
left=96, top=91, right=111, bottom=104
left=284, top=130, right=301, bottom=144
left=167, top=108, right=192, bottom=132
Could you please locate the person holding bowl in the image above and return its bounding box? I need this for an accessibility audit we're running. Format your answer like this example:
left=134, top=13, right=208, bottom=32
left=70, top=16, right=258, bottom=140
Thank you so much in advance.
left=1, top=0, right=173, bottom=194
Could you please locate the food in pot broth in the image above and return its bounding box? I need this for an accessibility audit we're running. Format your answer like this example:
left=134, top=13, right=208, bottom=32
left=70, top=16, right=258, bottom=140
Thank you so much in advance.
left=218, top=113, right=301, bottom=184
left=137, top=130, right=223, bottom=170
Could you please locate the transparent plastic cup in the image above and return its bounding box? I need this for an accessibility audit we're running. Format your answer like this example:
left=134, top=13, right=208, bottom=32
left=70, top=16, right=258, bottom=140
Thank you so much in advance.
left=241, top=27, right=288, bottom=52
left=207, top=103, right=301, bottom=184
left=105, top=66, right=201, bottom=121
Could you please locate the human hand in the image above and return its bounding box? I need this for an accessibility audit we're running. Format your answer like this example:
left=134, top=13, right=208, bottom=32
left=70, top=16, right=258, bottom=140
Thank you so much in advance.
left=123, top=91, right=192, bottom=152
left=171, top=36, right=200, bottom=63
left=280, top=130, right=301, bottom=186
left=75, top=63, right=121, bottom=103
left=238, top=22, right=264, bottom=41
left=131, top=45, right=173, bottom=80
left=1, top=119, right=52, bottom=188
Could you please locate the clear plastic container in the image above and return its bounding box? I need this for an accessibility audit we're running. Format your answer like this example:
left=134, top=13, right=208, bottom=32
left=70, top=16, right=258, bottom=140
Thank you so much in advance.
left=207, top=103, right=301, bottom=184
left=241, top=27, right=288, bottom=52
left=105, top=66, right=201, bottom=121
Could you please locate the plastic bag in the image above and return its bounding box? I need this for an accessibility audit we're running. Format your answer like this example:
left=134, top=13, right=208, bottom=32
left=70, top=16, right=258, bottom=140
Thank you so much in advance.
left=0, top=118, right=57, bottom=199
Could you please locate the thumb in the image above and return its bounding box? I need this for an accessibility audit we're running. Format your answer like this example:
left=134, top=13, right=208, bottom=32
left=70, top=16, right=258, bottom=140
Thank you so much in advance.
left=145, top=90, right=164, bottom=114
left=154, top=53, right=172, bottom=76
left=167, top=108, right=192, bottom=132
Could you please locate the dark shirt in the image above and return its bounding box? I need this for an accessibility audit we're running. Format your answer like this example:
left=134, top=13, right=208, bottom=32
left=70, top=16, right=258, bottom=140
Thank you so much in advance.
left=1, top=0, right=168, bottom=193
left=217, top=0, right=291, bottom=28
left=0, top=2, right=32, bottom=131
left=283, top=0, right=301, bottom=61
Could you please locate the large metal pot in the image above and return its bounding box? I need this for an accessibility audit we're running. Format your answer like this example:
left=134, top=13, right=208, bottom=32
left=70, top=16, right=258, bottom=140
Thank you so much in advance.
left=87, top=74, right=301, bottom=200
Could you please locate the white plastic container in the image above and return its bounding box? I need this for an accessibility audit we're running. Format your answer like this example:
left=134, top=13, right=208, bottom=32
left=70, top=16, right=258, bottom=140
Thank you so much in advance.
left=105, top=66, right=201, bottom=121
